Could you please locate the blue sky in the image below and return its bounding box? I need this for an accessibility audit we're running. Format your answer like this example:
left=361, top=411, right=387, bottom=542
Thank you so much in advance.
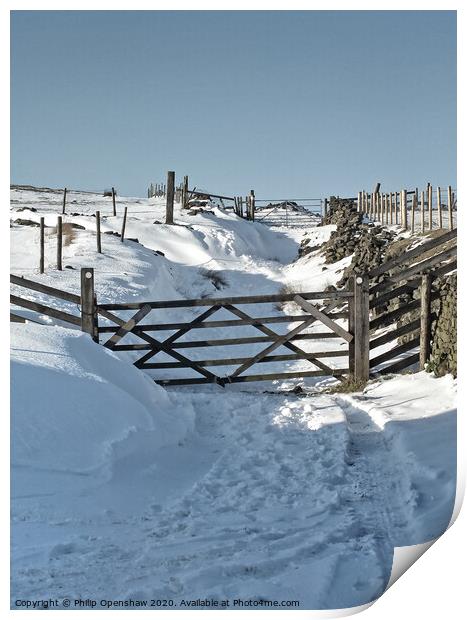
left=11, top=10, right=456, bottom=199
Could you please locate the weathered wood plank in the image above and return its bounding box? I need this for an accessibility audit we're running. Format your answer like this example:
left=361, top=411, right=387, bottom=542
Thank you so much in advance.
left=419, top=273, right=432, bottom=367
left=98, top=312, right=348, bottom=333
left=10, top=294, right=81, bottom=326
left=121, top=206, right=128, bottom=242
left=370, top=299, right=420, bottom=331
left=370, top=245, right=457, bottom=294
left=141, top=350, right=348, bottom=369
left=96, top=210, right=102, bottom=254
left=370, top=336, right=420, bottom=368
left=56, top=216, right=63, bottom=270
left=369, top=282, right=419, bottom=309
left=39, top=217, right=45, bottom=274
left=369, top=317, right=425, bottom=350
left=10, top=312, right=44, bottom=325
left=80, top=268, right=98, bottom=340
left=10, top=274, right=81, bottom=303
left=108, top=332, right=342, bottom=350
left=377, top=353, right=419, bottom=375
left=368, top=229, right=456, bottom=278
left=156, top=368, right=349, bottom=387
left=98, top=290, right=353, bottom=311
left=353, top=275, right=369, bottom=381
left=229, top=315, right=324, bottom=378
left=166, top=171, right=175, bottom=225
left=293, top=296, right=353, bottom=342
left=223, top=304, right=339, bottom=376
left=133, top=305, right=222, bottom=367
left=104, top=304, right=153, bottom=349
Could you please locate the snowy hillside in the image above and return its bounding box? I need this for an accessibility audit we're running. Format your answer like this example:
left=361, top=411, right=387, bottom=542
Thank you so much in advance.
left=10, top=187, right=456, bottom=610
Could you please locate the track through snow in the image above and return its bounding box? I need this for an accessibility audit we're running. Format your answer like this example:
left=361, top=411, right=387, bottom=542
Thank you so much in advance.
left=12, top=389, right=393, bottom=609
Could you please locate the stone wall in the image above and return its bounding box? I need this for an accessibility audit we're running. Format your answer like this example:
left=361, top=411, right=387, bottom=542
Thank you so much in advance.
left=427, top=274, right=457, bottom=377
left=308, top=196, right=457, bottom=376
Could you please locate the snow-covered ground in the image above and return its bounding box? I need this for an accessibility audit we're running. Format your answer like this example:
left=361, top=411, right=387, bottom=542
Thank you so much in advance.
left=10, top=187, right=457, bottom=610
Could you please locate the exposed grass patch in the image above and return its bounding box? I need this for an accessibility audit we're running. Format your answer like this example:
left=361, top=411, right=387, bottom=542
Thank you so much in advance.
left=200, top=269, right=228, bottom=290
left=328, top=377, right=368, bottom=393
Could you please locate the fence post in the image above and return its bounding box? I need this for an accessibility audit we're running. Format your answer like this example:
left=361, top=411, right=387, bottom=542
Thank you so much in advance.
left=112, top=187, right=116, bottom=216
left=62, top=187, right=67, bottom=215
left=166, top=171, right=175, bottom=224
left=324, top=198, right=328, bottom=220
left=421, top=190, right=425, bottom=234
left=448, top=186, right=453, bottom=230
left=56, top=216, right=63, bottom=271
left=411, top=193, right=416, bottom=233
left=80, top=267, right=98, bottom=342
left=96, top=210, right=102, bottom=253
left=402, top=189, right=407, bottom=230
left=121, top=206, right=128, bottom=241
left=183, top=175, right=189, bottom=209
left=437, top=186, right=442, bottom=229
left=419, top=273, right=432, bottom=368
left=348, top=276, right=356, bottom=376
left=353, top=274, right=369, bottom=383
left=250, top=190, right=255, bottom=221
left=428, top=183, right=432, bottom=231
left=39, top=217, right=45, bottom=274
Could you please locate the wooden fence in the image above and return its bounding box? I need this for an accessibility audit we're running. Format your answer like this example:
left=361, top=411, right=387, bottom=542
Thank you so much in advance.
left=10, top=227, right=457, bottom=387
left=366, top=228, right=457, bottom=374
left=357, top=184, right=456, bottom=233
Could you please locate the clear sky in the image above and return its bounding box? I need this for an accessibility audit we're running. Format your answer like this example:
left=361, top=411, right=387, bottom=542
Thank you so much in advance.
left=11, top=10, right=456, bottom=199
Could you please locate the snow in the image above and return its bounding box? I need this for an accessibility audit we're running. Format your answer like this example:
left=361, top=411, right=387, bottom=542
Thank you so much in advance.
left=10, top=186, right=457, bottom=610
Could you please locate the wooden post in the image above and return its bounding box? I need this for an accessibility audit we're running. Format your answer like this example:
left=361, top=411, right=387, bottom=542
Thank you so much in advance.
left=357, top=192, right=361, bottom=213
left=419, top=273, right=432, bottom=368
left=39, top=217, right=45, bottom=274
left=324, top=198, right=328, bottom=219
left=370, top=193, right=375, bottom=219
left=80, top=267, right=98, bottom=342
left=353, top=275, right=369, bottom=383
left=56, top=216, right=62, bottom=270
left=250, top=190, right=255, bottom=221
left=411, top=193, right=416, bottom=233
left=166, top=171, right=175, bottom=224
left=96, top=210, right=102, bottom=253
left=437, top=186, right=442, bottom=229
left=402, top=189, right=407, bottom=230
left=389, top=192, right=394, bottom=225
left=62, top=187, right=67, bottom=215
left=121, top=206, right=128, bottom=241
left=385, top=194, right=389, bottom=224
left=421, top=190, right=425, bottom=234
left=347, top=276, right=356, bottom=376
left=112, top=187, right=116, bottom=216
left=183, top=175, right=189, bottom=209
left=448, top=186, right=453, bottom=230
left=428, top=183, right=433, bottom=231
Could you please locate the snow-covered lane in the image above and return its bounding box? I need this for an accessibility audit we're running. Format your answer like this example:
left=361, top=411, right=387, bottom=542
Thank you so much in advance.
left=10, top=188, right=457, bottom=610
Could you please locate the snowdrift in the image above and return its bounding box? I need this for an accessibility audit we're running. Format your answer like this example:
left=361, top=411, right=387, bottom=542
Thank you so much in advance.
left=11, top=323, right=195, bottom=474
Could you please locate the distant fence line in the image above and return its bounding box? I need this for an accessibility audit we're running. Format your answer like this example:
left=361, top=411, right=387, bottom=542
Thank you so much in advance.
left=357, top=184, right=457, bottom=233
left=11, top=176, right=458, bottom=275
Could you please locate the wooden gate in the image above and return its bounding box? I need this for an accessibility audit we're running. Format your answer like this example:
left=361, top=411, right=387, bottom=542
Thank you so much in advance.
left=96, top=287, right=362, bottom=386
